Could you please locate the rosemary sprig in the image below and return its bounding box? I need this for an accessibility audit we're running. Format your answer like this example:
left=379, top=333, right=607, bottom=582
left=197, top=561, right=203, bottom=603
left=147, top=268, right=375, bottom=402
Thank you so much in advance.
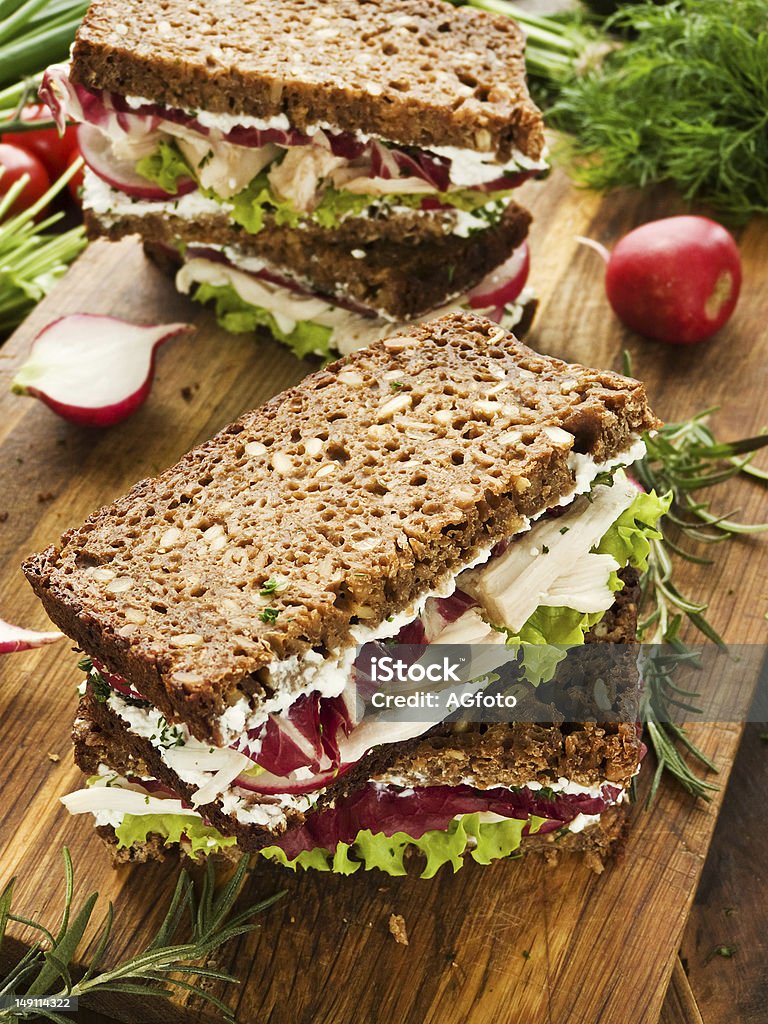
left=634, top=409, right=768, bottom=647
left=623, top=354, right=768, bottom=802
left=0, top=848, right=284, bottom=1022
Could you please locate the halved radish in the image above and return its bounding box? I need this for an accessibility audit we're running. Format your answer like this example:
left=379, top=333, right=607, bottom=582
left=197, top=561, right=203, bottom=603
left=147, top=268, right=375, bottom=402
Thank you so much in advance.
left=12, top=314, right=194, bottom=428
left=77, top=124, right=196, bottom=199
left=467, top=242, right=530, bottom=310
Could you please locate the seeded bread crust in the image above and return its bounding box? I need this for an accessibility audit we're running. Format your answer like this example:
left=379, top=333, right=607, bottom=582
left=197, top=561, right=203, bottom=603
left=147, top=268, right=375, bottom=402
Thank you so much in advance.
left=70, top=0, right=544, bottom=161
left=378, top=569, right=642, bottom=791
left=86, top=200, right=532, bottom=320
left=24, top=313, right=660, bottom=745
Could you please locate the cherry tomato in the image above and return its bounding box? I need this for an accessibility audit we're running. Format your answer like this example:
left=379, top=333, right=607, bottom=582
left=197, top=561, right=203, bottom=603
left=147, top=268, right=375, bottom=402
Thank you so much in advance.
left=1, top=105, right=78, bottom=179
left=65, top=149, right=85, bottom=204
left=0, top=143, right=50, bottom=219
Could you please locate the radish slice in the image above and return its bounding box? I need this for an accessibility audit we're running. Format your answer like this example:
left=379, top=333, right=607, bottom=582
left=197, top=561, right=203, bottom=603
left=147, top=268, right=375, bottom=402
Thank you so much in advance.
left=0, top=616, right=63, bottom=654
left=12, top=314, right=194, bottom=428
left=77, top=124, right=196, bottom=199
left=467, top=242, right=530, bottom=310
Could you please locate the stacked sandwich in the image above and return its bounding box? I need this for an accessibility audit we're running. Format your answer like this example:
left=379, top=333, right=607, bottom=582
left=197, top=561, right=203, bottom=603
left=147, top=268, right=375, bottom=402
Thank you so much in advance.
left=25, top=313, right=669, bottom=876
left=41, top=0, right=546, bottom=358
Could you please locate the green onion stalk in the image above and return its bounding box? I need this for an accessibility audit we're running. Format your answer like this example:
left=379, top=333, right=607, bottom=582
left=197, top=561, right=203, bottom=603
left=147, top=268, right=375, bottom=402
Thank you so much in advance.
left=0, top=0, right=89, bottom=127
left=0, top=158, right=86, bottom=335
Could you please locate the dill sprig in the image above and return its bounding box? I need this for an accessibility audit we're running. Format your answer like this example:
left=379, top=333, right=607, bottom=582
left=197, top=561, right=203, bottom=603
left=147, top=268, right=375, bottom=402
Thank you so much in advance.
left=0, top=849, right=283, bottom=1022
left=548, top=0, right=768, bottom=222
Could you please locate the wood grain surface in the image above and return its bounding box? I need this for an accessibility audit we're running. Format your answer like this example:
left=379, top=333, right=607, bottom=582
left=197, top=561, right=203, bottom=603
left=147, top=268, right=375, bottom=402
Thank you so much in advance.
left=0, top=168, right=766, bottom=1024
left=675, top=719, right=768, bottom=1024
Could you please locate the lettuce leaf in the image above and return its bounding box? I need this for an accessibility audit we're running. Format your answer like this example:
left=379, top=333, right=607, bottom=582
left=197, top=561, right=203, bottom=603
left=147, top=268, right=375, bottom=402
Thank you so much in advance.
left=262, top=812, right=548, bottom=878
left=220, top=181, right=511, bottom=234
left=219, top=171, right=302, bottom=233
left=114, top=813, right=238, bottom=856
left=312, top=187, right=380, bottom=229
left=112, top=809, right=548, bottom=876
left=192, top=282, right=334, bottom=359
left=135, top=140, right=193, bottom=195
left=595, top=488, right=672, bottom=573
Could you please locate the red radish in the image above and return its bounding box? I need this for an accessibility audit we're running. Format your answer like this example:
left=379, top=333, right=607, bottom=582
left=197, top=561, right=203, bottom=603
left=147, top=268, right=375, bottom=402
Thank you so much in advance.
left=1, top=616, right=63, bottom=654
left=467, top=242, right=530, bottom=310
left=77, top=124, right=196, bottom=199
left=11, top=314, right=194, bottom=428
left=577, top=216, right=742, bottom=345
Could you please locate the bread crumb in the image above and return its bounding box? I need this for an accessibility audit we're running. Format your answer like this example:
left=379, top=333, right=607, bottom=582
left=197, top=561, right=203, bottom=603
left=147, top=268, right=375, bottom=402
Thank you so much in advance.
left=388, top=913, right=409, bottom=946
left=47, top=753, right=60, bottom=763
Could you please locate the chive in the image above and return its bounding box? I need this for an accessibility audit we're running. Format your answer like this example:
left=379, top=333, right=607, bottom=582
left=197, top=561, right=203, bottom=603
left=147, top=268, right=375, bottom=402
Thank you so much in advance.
left=0, top=15, right=85, bottom=85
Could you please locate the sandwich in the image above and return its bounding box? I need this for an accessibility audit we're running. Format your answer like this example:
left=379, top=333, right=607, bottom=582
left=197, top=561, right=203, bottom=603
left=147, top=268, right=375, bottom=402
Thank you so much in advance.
left=41, top=0, right=546, bottom=358
left=24, top=312, right=669, bottom=875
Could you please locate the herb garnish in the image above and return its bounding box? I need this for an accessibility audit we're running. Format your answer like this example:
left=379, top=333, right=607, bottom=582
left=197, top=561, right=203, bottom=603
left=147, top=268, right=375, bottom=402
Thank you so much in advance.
left=0, top=156, right=86, bottom=335
left=549, top=0, right=768, bottom=222
left=0, top=849, right=283, bottom=1021
left=152, top=716, right=185, bottom=750
left=259, top=607, right=279, bottom=625
left=622, top=350, right=768, bottom=803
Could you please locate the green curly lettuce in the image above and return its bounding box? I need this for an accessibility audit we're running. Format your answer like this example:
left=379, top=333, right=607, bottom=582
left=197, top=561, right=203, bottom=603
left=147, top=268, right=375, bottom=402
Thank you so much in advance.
left=191, top=282, right=334, bottom=359
left=220, top=179, right=512, bottom=234
left=595, top=488, right=672, bottom=573
left=262, top=812, right=547, bottom=878
left=110, top=810, right=547, bottom=877
left=114, top=813, right=238, bottom=856
left=135, top=140, right=194, bottom=195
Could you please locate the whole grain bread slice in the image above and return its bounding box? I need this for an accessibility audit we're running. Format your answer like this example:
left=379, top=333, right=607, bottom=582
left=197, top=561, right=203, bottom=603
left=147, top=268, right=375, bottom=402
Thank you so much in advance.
left=24, top=313, right=660, bottom=745
left=87, top=199, right=532, bottom=320
left=71, top=0, right=544, bottom=161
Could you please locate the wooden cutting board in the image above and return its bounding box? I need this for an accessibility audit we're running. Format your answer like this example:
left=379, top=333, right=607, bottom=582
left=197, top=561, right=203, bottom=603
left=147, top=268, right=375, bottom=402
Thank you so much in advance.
left=1, top=169, right=766, bottom=1024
